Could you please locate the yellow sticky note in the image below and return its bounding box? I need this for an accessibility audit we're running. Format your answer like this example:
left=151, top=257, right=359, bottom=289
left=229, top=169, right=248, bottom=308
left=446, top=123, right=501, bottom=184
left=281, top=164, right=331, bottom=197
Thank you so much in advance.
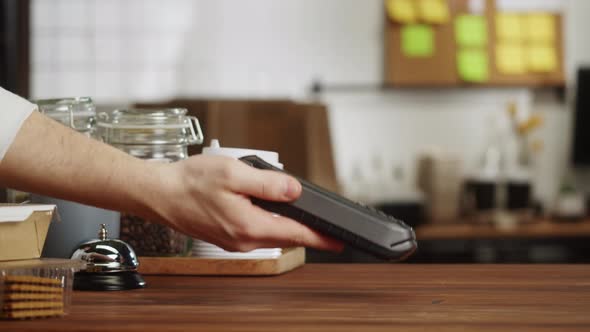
left=418, top=0, right=450, bottom=24
left=526, top=45, right=557, bottom=73
left=525, top=13, right=556, bottom=44
left=385, top=0, right=417, bottom=24
left=495, top=13, right=524, bottom=43
left=496, top=43, right=526, bottom=75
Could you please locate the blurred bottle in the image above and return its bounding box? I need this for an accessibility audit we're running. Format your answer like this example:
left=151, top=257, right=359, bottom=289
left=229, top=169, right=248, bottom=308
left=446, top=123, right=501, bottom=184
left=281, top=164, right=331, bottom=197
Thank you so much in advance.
left=465, top=113, right=506, bottom=224
left=466, top=102, right=541, bottom=226
left=417, top=148, right=463, bottom=224
left=5, top=189, right=31, bottom=203
left=553, top=173, right=587, bottom=222
left=374, top=162, right=425, bottom=228
left=504, top=101, right=541, bottom=223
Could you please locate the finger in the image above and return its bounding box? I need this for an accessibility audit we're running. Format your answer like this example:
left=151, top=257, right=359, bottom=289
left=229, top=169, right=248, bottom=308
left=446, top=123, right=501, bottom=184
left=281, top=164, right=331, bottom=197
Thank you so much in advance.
left=228, top=161, right=301, bottom=201
left=242, top=206, right=344, bottom=252
left=260, top=216, right=344, bottom=252
left=257, top=230, right=345, bottom=252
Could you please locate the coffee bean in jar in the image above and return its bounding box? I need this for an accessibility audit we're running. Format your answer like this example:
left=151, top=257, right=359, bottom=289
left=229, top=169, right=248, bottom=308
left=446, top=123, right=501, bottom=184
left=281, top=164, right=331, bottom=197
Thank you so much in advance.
left=119, top=214, right=190, bottom=256
left=96, top=108, right=204, bottom=256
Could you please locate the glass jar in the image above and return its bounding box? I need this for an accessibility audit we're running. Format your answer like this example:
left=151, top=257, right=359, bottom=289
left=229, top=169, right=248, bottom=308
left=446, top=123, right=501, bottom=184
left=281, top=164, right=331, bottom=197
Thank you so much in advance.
left=30, top=97, right=121, bottom=259
left=96, top=108, right=204, bottom=256
left=37, top=97, right=97, bottom=137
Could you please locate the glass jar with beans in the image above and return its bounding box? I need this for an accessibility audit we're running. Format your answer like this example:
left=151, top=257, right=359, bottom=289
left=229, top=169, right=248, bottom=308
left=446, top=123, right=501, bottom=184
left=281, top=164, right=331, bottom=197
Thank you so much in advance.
left=96, top=108, right=204, bottom=256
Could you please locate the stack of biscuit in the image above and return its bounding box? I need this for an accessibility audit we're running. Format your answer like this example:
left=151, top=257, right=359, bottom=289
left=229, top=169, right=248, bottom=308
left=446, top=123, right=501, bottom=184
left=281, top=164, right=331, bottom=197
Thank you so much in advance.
left=1, top=275, right=65, bottom=319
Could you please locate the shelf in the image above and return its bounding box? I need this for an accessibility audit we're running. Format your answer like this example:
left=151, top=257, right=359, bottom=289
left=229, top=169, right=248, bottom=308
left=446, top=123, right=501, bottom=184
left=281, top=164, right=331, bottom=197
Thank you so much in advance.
left=416, top=219, right=590, bottom=241
left=310, top=81, right=565, bottom=93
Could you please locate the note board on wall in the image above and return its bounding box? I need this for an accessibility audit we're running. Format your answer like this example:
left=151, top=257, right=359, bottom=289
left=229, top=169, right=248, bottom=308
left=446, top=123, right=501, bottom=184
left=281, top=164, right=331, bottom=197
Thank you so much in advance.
left=384, top=0, right=565, bottom=87
left=384, top=0, right=460, bottom=86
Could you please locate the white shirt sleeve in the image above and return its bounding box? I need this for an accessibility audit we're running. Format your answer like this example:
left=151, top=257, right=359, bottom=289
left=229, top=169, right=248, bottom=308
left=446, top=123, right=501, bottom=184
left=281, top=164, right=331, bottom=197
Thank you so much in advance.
left=0, top=87, right=37, bottom=162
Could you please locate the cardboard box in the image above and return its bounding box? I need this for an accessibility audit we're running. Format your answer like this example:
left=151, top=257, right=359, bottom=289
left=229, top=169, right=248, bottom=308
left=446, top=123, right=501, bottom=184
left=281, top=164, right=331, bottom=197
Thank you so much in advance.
left=0, top=205, right=56, bottom=261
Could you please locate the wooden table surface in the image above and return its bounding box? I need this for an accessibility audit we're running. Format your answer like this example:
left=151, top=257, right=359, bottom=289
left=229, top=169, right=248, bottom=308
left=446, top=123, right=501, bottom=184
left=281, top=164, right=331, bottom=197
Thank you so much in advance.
left=2, top=264, right=590, bottom=331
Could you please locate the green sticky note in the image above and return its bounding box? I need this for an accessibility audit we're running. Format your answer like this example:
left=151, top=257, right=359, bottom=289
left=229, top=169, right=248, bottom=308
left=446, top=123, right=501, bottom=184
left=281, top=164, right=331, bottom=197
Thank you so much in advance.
left=401, top=24, right=434, bottom=57
left=457, top=49, right=489, bottom=82
left=455, top=15, right=487, bottom=47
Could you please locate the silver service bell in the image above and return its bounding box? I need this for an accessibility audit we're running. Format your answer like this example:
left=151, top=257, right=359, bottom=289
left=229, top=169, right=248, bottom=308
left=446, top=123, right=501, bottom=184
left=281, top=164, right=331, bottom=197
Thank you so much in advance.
left=71, top=224, right=145, bottom=291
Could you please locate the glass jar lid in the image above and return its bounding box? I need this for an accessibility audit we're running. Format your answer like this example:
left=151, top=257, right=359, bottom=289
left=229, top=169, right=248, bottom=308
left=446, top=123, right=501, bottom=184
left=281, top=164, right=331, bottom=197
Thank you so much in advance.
left=96, top=108, right=204, bottom=146
left=35, top=97, right=96, bottom=133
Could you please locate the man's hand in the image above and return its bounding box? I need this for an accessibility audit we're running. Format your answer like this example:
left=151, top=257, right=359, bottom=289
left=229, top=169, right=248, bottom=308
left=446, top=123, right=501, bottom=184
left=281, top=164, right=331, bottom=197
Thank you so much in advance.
left=150, top=155, right=344, bottom=252
left=0, top=111, right=342, bottom=253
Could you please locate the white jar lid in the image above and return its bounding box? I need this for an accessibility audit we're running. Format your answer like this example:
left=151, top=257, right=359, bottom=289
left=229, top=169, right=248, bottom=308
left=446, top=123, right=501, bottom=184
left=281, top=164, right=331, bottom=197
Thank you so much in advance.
left=202, top=139, right=283, bottom=169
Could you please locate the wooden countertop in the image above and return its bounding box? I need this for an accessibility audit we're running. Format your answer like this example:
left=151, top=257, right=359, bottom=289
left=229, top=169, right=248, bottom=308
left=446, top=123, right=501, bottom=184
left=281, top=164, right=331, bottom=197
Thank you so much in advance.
left=416, top=219, right=590, bottom=240
left=2, top=264, right=589, bottom=331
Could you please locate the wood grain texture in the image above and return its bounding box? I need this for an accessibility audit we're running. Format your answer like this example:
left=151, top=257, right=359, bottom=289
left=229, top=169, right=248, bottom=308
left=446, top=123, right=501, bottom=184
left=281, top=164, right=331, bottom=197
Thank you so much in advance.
left=1, top=264, right=589, bottom=331
left=417, top=219, right=590, bottom=240
left=137, top=247, right=305, bottom=276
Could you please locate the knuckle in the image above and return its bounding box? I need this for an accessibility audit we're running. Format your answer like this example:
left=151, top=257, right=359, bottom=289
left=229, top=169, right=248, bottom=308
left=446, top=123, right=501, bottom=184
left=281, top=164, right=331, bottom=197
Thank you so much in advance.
left=217, top=214, right=241, bottom=242
left=216, top=159, right=237, bottom=184
left=259, top=180, right=280, bottom=199
left=221, top=212, right=258, bottom=243
left=234, top=222, right=256, bottom=242
left=259, top=181, right=269, bottom=198
left=219, top=221, right=258, bottom=253
left=260, top=175, right=284, bottom=198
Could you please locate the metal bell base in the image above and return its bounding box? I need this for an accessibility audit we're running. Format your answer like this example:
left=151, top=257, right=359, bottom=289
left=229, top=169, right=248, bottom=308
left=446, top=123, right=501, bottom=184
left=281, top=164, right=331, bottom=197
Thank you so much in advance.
left=73, top=271, right=146, bottom=291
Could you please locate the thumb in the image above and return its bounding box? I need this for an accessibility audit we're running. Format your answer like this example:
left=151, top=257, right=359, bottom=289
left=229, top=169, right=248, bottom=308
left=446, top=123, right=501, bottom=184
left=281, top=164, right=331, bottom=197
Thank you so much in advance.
left=230, top=161, right=302, bottom=201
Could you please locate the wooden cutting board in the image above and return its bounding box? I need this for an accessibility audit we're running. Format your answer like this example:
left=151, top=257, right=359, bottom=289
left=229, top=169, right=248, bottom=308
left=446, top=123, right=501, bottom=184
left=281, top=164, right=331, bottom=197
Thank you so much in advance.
left=137, top=247, right=305, bottom=276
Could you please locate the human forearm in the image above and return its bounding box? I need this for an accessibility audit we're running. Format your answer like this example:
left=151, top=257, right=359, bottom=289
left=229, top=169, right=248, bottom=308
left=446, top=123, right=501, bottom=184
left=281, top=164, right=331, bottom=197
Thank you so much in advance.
left=0, top=111, right=162, bottom=219
left=0, top=111, right=342, bottom=252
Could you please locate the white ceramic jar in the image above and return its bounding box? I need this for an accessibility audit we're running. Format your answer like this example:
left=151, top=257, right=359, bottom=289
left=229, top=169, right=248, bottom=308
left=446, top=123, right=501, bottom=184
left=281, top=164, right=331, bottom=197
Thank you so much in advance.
left=192, top=139, right=284, bottom=259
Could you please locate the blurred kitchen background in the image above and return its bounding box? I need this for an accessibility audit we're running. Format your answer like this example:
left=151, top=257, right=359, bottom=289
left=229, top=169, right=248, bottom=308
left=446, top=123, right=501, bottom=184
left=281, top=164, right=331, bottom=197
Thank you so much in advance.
left=2, top=0, right=590, bottom=263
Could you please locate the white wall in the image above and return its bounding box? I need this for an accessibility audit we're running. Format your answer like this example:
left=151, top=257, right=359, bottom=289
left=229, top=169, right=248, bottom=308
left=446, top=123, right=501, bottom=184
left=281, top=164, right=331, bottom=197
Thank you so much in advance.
left=31, top=0, right=195, bottom=101
left=175, top=0, right=383, bottom=98
left=564, top=0, right=590, bottom=84
left=31, top=0, right=590, bottom=207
